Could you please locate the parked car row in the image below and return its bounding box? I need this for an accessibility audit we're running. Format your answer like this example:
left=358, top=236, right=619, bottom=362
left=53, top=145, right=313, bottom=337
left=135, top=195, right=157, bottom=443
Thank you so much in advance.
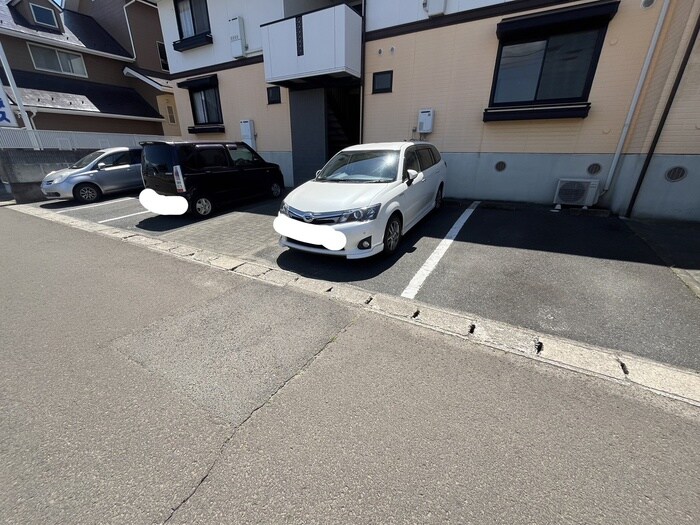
left=40, top=140, right=447, bottom=259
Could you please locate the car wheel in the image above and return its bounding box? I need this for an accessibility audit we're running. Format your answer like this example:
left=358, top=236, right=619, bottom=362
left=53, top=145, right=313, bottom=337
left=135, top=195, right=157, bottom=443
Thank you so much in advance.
left=383, top=213, right=402, bottom=255
left=270, top=180, right=283, bottom=198
left=190, top=195, right=213, bottom=218
left=434, top=184, right=444, bottom=210
left=73, top=183, right=101, bottom=203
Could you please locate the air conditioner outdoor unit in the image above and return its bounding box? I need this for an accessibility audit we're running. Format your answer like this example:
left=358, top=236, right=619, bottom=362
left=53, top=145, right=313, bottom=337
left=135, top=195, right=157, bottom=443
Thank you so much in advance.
left=553, top=179, right=600, bottom=207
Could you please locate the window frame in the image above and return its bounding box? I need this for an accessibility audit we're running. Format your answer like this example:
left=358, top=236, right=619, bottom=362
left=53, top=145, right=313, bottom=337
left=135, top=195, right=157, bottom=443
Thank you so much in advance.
left=30, top=3, right=59, bottom=29
left=484, top=0, right=619, bottom=122
left=27, top=43, right=87, bottom=78
left=267, top=86, right=281, bottom=105
left=177, top=74, right=225, bottom=133
left=166, top=105, right=177, bottom=125
left=173, top=0, right=213, bottom=52
left=488, top=27, right=607, bottom=109
left=157, top=41, right=169, bottom=72
left=372, top=70, right=393, bottom=94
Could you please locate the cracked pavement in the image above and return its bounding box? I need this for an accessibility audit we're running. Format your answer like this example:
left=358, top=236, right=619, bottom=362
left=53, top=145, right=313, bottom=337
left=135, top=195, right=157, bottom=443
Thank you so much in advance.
left=2, top=207, right=699, bottom=524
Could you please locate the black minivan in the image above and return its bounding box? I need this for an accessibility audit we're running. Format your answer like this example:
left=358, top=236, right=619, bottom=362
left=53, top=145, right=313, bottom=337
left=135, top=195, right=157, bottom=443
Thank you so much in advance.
left=141, top=141, right=285, bottom=217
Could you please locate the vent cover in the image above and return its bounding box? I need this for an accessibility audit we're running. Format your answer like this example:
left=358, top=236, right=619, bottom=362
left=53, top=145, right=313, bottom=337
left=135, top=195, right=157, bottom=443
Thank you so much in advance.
left=495, top=161, right=506, bottom=172
left=665, top=166, right=687, bottom=182
left=587, top=163, right=602, bottom=175
left=554, top=179, right=600, bottom=206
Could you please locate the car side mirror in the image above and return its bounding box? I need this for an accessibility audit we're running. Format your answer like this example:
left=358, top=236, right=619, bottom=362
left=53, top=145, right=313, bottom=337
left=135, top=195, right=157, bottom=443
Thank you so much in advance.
left=97, top=162, right=106, bottom=170
left=406, top=169, right=418, bottom=183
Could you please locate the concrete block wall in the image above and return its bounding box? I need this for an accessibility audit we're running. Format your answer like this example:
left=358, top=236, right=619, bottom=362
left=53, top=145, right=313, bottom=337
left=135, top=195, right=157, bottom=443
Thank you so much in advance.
left=0, top=149, right=94, bottom=203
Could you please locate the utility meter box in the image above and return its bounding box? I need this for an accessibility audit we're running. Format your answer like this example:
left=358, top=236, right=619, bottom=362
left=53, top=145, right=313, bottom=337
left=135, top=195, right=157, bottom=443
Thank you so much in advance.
left=240, top=119, right=256, bottom=149
left=418, top=108, right=434, bottom=134
left=230, top=17, right=247, bottom=58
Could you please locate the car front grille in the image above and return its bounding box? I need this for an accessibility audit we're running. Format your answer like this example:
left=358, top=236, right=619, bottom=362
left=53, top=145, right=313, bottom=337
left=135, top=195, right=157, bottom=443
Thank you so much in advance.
left=288, top=206, right=343, bottom=225
left=285, top=237, right=345, bottom=252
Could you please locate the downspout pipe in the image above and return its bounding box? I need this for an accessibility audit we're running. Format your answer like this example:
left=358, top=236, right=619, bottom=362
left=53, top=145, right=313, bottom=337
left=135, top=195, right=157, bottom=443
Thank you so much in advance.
left=358, top=0, right=366, bottom=144
left=625, top=10, right=700, bottom=218
left=602, top=0, right=670, bottom=194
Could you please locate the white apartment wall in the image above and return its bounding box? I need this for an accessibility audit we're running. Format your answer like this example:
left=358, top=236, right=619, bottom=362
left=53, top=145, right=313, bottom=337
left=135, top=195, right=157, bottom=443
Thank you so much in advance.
left=157, top=0, right=285, bottom=75
left=366, top=0, right=516, bottom=32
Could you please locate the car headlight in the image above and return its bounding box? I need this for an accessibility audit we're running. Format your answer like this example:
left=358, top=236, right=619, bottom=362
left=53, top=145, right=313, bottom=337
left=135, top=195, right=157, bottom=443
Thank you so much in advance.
left=338, top=204, right=380, bottom=223
left=51, top=174, right=69, bottom=184
left=279, top=201, right=289, bottom=216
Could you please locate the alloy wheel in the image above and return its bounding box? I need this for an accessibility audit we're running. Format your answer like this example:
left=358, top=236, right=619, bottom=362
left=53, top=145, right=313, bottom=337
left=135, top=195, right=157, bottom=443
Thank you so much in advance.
left=195, top=197, right=212, bottom=216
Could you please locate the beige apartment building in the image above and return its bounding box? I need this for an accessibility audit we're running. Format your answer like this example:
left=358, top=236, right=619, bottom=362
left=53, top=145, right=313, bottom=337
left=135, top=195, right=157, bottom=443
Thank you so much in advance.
left=158, top=0, right=699, bottom=221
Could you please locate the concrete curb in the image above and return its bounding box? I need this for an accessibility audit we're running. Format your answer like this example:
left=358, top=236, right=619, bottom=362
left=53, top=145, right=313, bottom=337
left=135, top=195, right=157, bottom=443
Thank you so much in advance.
left=11, top=203, right=700, bottom=407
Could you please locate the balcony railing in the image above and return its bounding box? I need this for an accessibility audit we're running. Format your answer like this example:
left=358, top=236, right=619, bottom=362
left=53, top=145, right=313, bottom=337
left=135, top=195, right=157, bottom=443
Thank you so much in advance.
left=261, top=4, right=361, bottom=85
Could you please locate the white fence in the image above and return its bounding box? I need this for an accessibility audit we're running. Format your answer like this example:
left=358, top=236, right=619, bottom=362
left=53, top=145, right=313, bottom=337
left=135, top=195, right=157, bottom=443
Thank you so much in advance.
left=0, top=128, right=181, bottom=150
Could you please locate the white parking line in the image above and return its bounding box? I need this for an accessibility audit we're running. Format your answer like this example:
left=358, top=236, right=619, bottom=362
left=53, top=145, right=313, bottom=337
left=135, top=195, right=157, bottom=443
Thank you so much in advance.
left=54, top=197, right=136, bottom=213
left=98, top=210, right=152, bottom=223
left=401, top=201, right=480, bottom=300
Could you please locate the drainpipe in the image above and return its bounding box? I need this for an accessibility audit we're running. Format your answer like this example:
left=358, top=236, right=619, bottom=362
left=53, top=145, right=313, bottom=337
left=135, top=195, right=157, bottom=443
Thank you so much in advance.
left=602, top=0, right=670, bottom=195
left=625, top=9, right=700, bottom=218
left=358, top=0, right=366, bottom=144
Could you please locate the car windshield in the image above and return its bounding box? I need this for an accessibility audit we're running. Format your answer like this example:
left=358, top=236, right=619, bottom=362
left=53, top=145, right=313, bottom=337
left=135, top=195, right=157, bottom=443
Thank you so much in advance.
left=316, top=150, right=399, bottom=183
left=70, top=151, right=104, bottom=169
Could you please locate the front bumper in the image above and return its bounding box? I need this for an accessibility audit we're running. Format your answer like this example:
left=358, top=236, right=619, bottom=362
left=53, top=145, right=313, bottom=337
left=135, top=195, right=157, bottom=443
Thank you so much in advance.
left=274, top=213, right=385, bottom=259
left=40, top=179, right=74, bottom=199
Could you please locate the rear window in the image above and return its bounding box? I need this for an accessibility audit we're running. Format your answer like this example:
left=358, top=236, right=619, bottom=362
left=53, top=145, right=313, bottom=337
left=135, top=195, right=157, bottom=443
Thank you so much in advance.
left=142, top=144, right=174, bottom=174
left=416, top=148, right=434, bottom=171
left=129, top=149, right=142, bottom=164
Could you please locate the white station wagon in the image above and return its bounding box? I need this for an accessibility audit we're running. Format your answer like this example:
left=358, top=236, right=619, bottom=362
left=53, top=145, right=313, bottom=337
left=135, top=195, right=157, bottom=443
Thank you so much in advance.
left=274, top=142, right=446, bottom=259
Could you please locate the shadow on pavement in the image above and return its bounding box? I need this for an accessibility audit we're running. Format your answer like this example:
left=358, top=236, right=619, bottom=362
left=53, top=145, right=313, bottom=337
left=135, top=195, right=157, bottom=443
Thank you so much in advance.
left=36, top=190, right=142, bottom=211
left=275, top=202, right=467, bottom=282
left=457, top=201, right=700, bottom=270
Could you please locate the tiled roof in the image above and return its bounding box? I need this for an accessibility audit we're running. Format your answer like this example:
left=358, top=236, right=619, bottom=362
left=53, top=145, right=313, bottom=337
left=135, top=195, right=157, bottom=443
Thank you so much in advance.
left=0, top=3, right=132, bottom=58
left=2, top=69, right=162, bottom=119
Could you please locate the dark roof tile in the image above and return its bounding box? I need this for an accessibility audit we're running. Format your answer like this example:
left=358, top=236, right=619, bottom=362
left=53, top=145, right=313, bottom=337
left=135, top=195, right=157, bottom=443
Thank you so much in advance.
left=3, top=70, right=162, bottom=119
left=0, top=3, right=132, bottom=58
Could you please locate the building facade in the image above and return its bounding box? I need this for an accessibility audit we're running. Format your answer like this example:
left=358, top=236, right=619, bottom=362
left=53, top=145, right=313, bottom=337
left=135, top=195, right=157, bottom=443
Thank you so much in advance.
left=0, top=0, right=177, bottom=135
left=156, top=0, right=700, bottom=221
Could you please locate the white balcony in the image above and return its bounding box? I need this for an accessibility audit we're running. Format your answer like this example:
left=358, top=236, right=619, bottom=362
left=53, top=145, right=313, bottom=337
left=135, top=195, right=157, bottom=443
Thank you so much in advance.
left=261, top=4, right=361, bottom=85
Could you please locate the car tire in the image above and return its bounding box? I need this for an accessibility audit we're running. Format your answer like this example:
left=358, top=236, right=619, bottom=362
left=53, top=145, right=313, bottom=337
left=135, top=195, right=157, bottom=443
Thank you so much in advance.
left=434, top=184, right=444, bottom=211
left=73, top=183, right=101, bottom=204
left=270, top=180, right=283, bottom=198
left=190, top=195, right=214, bottom=218
left=383, top=212, right=402, bottom=256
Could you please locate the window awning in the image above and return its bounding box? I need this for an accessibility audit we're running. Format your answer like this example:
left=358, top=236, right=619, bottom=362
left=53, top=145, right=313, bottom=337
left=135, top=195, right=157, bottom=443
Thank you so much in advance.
left=496, top=0, right=620, bottom=41
left=176, top=74, right=218, bottom=90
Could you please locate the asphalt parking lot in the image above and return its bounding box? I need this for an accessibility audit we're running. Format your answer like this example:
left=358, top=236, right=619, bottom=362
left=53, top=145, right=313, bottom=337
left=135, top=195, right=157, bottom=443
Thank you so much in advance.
left=26, top=191, right=700, bottom=372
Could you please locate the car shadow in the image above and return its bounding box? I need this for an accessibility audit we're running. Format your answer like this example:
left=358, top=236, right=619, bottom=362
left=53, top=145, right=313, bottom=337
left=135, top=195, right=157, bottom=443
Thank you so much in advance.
left=134, top=194, right=283, bottom=232
left=274, top=202, right=465, bottom=282
left=36, top=189, right=142, bottom=210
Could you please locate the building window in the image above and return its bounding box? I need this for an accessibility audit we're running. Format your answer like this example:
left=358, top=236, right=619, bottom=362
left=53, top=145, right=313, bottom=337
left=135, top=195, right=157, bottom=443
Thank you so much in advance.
left=157, top=42, right=169, bottom=72
left=30, top=3, right=58, bottom=29
left=28, top=43, right=87, bottom=77
left=372, top=71, right=393, bottom=94
left=191, top=87, right=222, bottom=125
left=484, top=0, right=619, bottom=121
left=166, top=105, right=177, bottom=124
left=177, top=74, right=223, bottom=133
left=267, top=86, right=281, bottom=105
left=173, top=0, right=212, bottom=51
